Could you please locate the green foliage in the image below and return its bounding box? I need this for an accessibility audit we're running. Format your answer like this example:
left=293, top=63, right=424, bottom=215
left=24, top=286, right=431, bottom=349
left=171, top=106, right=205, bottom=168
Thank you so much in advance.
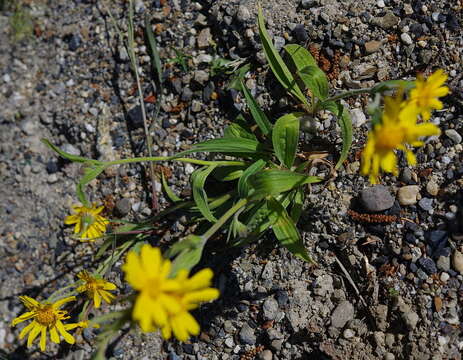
left=7, top=1, right=33, bottom=41
left=272, top=112, right=302, bottom=168
left=169, top=47, right=192, bottom=72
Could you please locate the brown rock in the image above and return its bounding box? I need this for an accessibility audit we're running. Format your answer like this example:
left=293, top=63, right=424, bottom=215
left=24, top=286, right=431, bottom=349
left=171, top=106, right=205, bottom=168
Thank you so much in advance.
left=365, top=40, right=382, bottom=54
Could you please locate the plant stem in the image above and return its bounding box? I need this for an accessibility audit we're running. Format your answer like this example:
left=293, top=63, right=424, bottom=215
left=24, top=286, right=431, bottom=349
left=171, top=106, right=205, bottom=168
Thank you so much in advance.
left=324, top=86, right=376, bottom=103
left=105, top=156, right=247, bottom=167
left=202, top=198, right=248, bottom=241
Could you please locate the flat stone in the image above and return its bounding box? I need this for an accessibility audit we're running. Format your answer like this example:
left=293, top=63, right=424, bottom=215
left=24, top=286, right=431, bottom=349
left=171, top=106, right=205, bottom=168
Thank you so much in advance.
left=350, top=108, right=367, bottom=127
left=374, top=11, right=399, bottom=29
left=239, top=323, right=256, bottom=345
left=452, top=250, right=463, bottom=275
left=360, top=185, right=395, bottom=212
left=400, top=33, right=413, bottom=45
left=364, top=40, right=382, bottom=54
left=426, top=180, right=439, bottom=196
left=418, top=197, right=433, bottom=211
left=197, top=28, right=212, bottom=49
left=331, top=301, right=354, bottom=328
left=397, top=185, right=420, bottom=206
left=445, top=129, right=462, bottom=144
left=262, top=297, right=279, bottom=321
left=116, top=198, right=131, bottom=216
left=402, top=311, right=419, bottom=330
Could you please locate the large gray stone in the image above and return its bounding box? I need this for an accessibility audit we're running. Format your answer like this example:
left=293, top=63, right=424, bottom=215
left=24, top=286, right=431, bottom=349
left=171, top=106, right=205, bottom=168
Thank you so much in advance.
left=360, top=185, right=395, bottom=212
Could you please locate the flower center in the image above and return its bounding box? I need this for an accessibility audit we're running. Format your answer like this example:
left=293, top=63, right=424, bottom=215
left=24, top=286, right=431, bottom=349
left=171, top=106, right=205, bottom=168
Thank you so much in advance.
left=36, top=305, right=56, bottom=326
left=82, top=213, right=95, bottom=227
left=147, top=278, right=162, bottom=299
left=375, top=127, right=405, bottom=151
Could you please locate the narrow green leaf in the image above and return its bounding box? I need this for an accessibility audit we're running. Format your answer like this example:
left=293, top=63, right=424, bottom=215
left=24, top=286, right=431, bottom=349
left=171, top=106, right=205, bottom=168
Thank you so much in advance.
left=161, top=172, right=181, bottom=203
left=257, top=6, right=308, bottom=106
left=144, top=15, right=162, bottom=87
left=168, top=235, right=205, bottom=277
left=290, top=188, right=304, bottom=223
left=42, top=139, right=94, bottom=163
left=272, top=112, right=302, bottom=168
left=268, top=197, right=314, bottom=263
left=284, top=44, right=317, bottom=71
left=191, top=137, right=265, bottom=154
left=224, top=122, right=257, bottom=141
left=228, top=63, right=251, bottom=90
left=77, top=164, right=107, bottom=206
left=298, top=65, right=329, bottom=100
left=322, top=101, right=353, bottom=169
left=241, top=80, right=272, bottom=136
left=213, top=165, right=245, bottom=181
left=191, top=165, right=218, bottom=222
left=249, top=170, right=321, bottom=201
left=238, top=159, right=266, bottom=198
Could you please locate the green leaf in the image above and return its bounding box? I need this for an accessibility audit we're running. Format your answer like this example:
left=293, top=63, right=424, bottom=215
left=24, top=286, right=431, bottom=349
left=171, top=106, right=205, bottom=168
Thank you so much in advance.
left=249, top=170, right=321, bottom=201
left=268, top=197, right=315, bottom=263
left=290, top=188, right=304, bottom=223
left=272, top=112, right=302, bottom=168
left=161, top=172, right=181, bottom=203
left=191, top=137, right=265, bottom=154
left=298, top=65, right=329, bottom=100
left=257, top=6, right=308, bottom=106
left=213, top=165, right=245, bottom=181
left=144, top=15, right=162, bottom=88
left=229, top=63, right=251, bottom=90
left=77, top=164, right=107, bottom=206
left=322, top=101, right=353, bottom=169
left=42, top=139, right=95, bottom=163
left=241, top=80, right=273, bottom=136
left=284, top=44, right=317, bottom=71
left=224, top=122, right=257, bottom=141
left=238, top=159, right=266, bottom=198
left=167, top=235, right=205, bottom=277
left=371, top=79, right=415, bottom=93
left=191, top=165, right=218, bottom=222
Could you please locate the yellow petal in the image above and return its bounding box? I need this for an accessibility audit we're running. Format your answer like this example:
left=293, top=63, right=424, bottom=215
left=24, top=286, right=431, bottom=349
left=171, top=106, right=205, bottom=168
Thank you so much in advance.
left=19, top=322, right=35, bottom=339
left=133, top=293, right=157, bottom=331
left=183, top=288, right=220, bottom=304
left=49, top=326, right=60, bottom=344
left=64, top=215, right=78, bottom=224
left=53, top=296, right=76, bottom=310
left=141, top=245, right=161, bottom=276
left=19, top=296, right=40, bottom=309
left=405, top=150, right=417, bottom=166
left=123, top=252, right=145, bottom=290
left=56, top=320, right=75, bottom=344
left=103, top=282, right=116, bottom=291
left=12, top=311, right=36, bottom=326
left=99, top=290, right=115, bottom=304
left=182, top=312, right=200, bottom=336
left=161, top=323, right=172, bottom=340
left=150, top=299, right=168, bottom=327
left=380, top=151, right=397, bottom=174
left=74, top=221, right=82, bottom=234
left=184, top=268, right=214, bottom=290
left=171, top=315, right=189, bottom=342
left=39, top=326, right=47, bottom=351
left=27, top=323, right=41, bottom=348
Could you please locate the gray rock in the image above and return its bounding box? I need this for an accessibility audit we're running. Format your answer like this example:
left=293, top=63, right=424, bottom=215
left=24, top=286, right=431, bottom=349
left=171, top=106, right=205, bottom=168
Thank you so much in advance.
left=331, top=301, right=354, bottom=328
left=314, top=274, right=334, bottom=296
left=194, top=70, right=209, bottom=85
left=257, top=350, right=273, bottom=360
left=61, top=143, right=81, bottom=156
left=436, top=256, right=450, bottom=271
left=343, top=329, right=355, bottom=339
left=20, top=119, right=36, bottom=135
left=116, top=198, right=131, bottom=216
left=445, top=129, right=462, bottom=144
left=418, top=197, right=433, bottom=211
left=47, top=174, right=59, bottom=184
left=402, top=310, right=419, bottom=330
left=197, top=28, right=212, bottom=49
left=300, top=0, right=317, bottom=9
left=452, top=250, right=463, bottom=275
left=239, top=323, right=256, bottom=345
left=273, top=36, right=285, bottom=51
left=397, top=185, right=420, bottom=205
left=181, top=88, right=193, bottom=102
left=191, top=100, right=202, bottom=113
left=400, top=33, right=413, bottom=45
left=374, top=304, right=388, bottom=331
left=360, top=185, right=395, bottom=212
left=236, top=5, right=251, bottom=22
left=350, top=108, right=367, bottom=127
left=374, top=11, right=399, bottom=29
left=263, top=297, right=279, bottom=321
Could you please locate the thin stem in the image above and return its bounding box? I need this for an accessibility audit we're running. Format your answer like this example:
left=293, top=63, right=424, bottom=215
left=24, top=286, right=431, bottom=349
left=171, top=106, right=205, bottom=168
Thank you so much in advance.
left=202, top=198, right=248, bottom=241
left=105, top=156, right=247, bottom=167
left=324, top=86, right=376, bottom=103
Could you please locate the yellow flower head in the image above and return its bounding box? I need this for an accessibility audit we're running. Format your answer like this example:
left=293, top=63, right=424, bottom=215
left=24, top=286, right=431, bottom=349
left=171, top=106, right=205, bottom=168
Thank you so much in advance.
left=11, top=295, right=84, bottom=351
left=76, top=271, right=117, bottom=308
left=64, top=203, right=109, bottom=241
left=361, top=93, right=440, bottom=184
left=409, top=69, right=449, bottom=121
left=122, top=244, right=219, bottom=341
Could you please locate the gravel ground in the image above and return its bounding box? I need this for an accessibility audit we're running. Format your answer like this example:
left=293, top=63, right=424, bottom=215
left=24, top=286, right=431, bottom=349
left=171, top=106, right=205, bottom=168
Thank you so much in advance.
left=1, top=0, right=462, bottom=359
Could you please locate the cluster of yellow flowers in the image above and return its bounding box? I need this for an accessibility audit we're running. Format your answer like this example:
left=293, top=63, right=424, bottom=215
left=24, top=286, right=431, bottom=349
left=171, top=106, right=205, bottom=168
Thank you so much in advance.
left=361, top=69, right=449, bottom=184
left=123, top=244, right=220, bottom=341
left=12, top=243, right=219, bottom=351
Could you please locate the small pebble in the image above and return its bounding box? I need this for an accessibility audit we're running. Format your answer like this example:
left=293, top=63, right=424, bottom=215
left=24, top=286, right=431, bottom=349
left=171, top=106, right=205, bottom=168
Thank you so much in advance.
left=452, top=250, right=463, bottom=275
left=426, top=180, right=439, bottom=196
left=397, top=185, right=420, bottom=206
left=400, top=33, right=413, bottom=45
left=445, top=129, right=462, bottom=144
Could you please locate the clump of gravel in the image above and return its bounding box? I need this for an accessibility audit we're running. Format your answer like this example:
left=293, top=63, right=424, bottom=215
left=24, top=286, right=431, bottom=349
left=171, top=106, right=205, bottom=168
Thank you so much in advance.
left=1, top=0, right=462, bottom=359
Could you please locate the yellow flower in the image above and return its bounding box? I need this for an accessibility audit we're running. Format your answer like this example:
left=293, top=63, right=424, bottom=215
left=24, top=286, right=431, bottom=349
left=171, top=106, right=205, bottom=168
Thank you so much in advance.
left=76, top=271, right=117, bottom=308
left=11, top=295, right=84, bottom=351
left=361, top=94, right=440, bottom=184
left=409, top=69, right=449, bottom=121
left=122, top=244, right=219, bottom=341
left=64, top=203, right=109, bottom=241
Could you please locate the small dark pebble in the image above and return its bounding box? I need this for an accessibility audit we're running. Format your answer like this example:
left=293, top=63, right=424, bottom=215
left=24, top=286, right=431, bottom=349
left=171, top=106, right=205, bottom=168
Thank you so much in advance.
left=46, top=160, right=59, bottom=174
left=410, top=262, right=418, bottom=272
left=418, top=257, right=437, bottom=274
left=293, top=24, right=309, bottom=42
left=67, top=34, right=82, bottom=51
left=182, top=343, right=194, bottom=355
left=426, top=230, right=448, bottom=249
left=127, top=105, right=143, bottom=129
left=181, top=87, right=193, bottom=102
